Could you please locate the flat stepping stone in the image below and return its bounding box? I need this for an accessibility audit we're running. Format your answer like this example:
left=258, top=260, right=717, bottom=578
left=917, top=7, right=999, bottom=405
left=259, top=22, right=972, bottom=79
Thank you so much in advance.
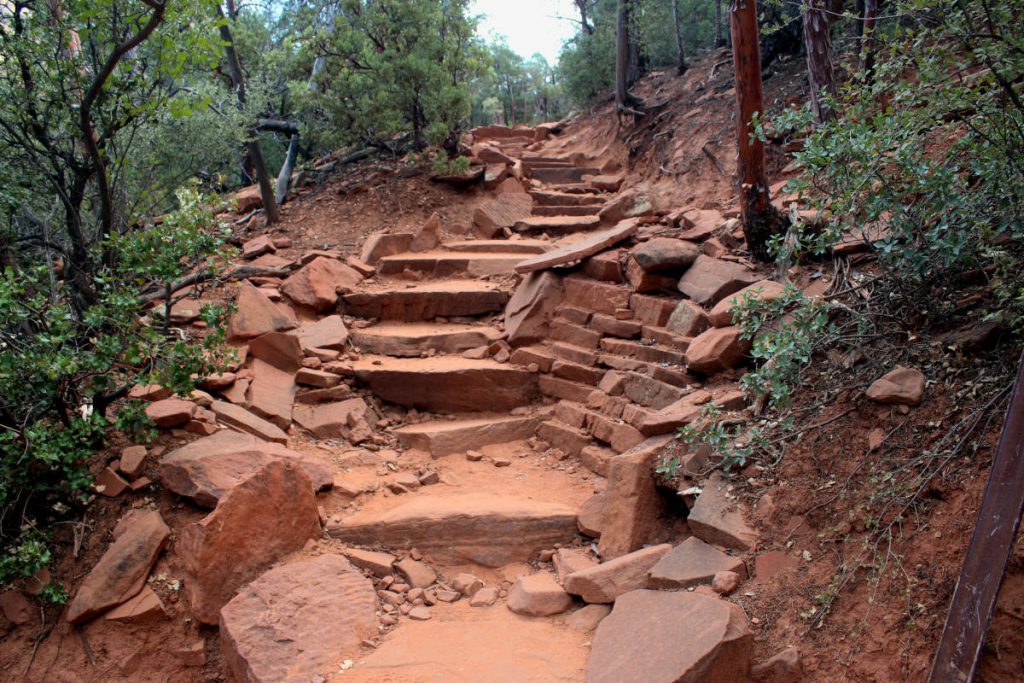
left=513, top=215, right=602, bottom=236
left=350, top=322, right=502, bottom=358
left=442, top=239, right=552, bottom=254
left=687, top=472, right=758, bottom=550
left=529, top=190, right=606, bottom=206
left=515, top=220, right=639, bottom=274
left=532, top=204, right=603, bottom=216
left=210, top=400, right=288, bottom=444
left=677, top=254, right=762, bottom=306
left=352, top=356, right=537, bottom=412
left=647, top=537, right=748, bottom=589
left=530, top=166, right=600, bottom=183
left=586, top=590, right=753, bottom=683
left=326, top=494, right=579, bottom=567
left=393, top=414, right=542, bottom=457
left=342, top=280, right=508, bottom=321
left=221, top=555, right=377, bottom=683
left=376, top=251, right=528, bottom=278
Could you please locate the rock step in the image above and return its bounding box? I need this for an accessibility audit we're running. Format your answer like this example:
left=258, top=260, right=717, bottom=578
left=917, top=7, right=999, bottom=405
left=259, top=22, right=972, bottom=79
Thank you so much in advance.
left=352, top=356, right=537, bottom=412
left=520, top=155, right=571, bottom=164
left=529, top=190, right=606, bottom=207
left=375, top=251, right=528, bottom=278
left=523, top=160, right=574, bottom=169
left=326, top=494, right=579, bottom=567
left=531, top=204, right=603, bottom=217
left=537, top=419, right=592, bottom=458
left=599, top=337, right=689, bottom=365
left=393, top=414, right=543, bottom=457
left=513, top=215, right=603, bottom=236
left=441, top=239, right=551, bottom=254
left=349, top=322, right=502, bottom=358
left=530, top=167, right=601, bottom=184
left=341, top=280, right=508, bottom=321
left=544, top=184, right=602, bottom=194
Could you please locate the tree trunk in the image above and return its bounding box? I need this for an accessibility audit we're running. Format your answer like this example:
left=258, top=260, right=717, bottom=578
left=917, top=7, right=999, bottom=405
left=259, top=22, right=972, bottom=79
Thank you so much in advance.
left=730, top=0, right=783, bottom=261
left=217, top=5, right=279, bottom=224
left=715, top=0, right=726, bottom=47
left=861, top=0, right=878, bottom=81
left=575, top=0, right=594, bottom=34
left=626, top=0, right=643, bottom=87
left=803, top=0, right=837, bottom=124
left=672, top=0, right=687, bottom=75
left=615, top=0, right=642, bottom=113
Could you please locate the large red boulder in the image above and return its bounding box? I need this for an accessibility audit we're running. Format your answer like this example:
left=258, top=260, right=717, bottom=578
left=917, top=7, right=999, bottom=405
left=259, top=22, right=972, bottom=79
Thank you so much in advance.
left=281, top=256, right=363, bottom=312
left=220, top=555, right=377, bottom=683
left=228, top=281, right=298, bottom=341
left=66, top=510, right=169, bottom=624
left=179, top=459, right=321, bottom=624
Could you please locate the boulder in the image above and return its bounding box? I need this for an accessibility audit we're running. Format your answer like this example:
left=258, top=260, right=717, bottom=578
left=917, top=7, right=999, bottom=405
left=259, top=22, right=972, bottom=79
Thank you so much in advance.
left=567, top=604, right=611, bottom=632
left=210, top=400, right=288, bottom=444
left=866, top=366, right=926, bottom=405
left=290, top=315, right=349, bottom=352
left=179, top=460, right=321, bottom=624
left=563, top=544, right=671, bottom=603
left=344, top=548, right=396, bottom=578
left=281, top=257, right=363, bottom=312
left=0, top=590, right=33, bottom=625
left=248, top=331, right=303, bottom=372
left=159, top=429, right=332, bottom=507
left=647, top=537, right=747, bottom=590
left=553, top=548, right=598, bottom=584
left=504, top=271, right=564, bottom=346
left=246, top=359, right=295, bottom=430
left=228, top=281, right=298, bottom=341
left=631, top=238, right=700, bottom=273
left=677, top=255, right=762, bottom=306
left=220, top=555, right=377, bottom=683
left=144, top=399, right=195, bottom=428
left=67, top=510, right=169, bottom=624
left=685, top=326, right=751, bottom=374
left=598, top=436, right=674, bottom=559
left=586, top=590, right=753, bottom=683
left=751, top=646, right=803, bottom=682
left=360, top=232, right=413, bottom=266
left=598, top=189, right=654, bottom=225
left=411, top=212, right=441, bottom=252
left=394, top=558, right=437, bottom=588
left=473, top=193, right=533, bottom=238
left=577, top=493, right=605, bottom=537
left=708, top=280, right=787, bottom=327
left=687, top=472, right=757, bottom=550
left=241, top=235, right=275, bottom=260
left=507, top=573, right=573, bottom=616
left=666, top=299, right=710, bottom=337
left=292, top=398, right=375, bottom=441
left=588, top=174, right=624, bottom=192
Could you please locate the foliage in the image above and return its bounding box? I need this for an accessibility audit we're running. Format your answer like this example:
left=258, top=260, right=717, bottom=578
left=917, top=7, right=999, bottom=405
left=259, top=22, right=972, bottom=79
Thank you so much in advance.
left=470, top=41, right=568, bottom=126
left=0, top=189, right=230, bottom=584
left=657, top=403, right=769, bottom=477
left=771, top=0, right=1024, bottom=331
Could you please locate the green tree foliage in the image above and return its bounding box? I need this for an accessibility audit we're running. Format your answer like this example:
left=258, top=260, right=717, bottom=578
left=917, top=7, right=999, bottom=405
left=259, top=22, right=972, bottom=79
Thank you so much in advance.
left=558, top=0, right=717, bottom=104
left=775, top=0, right=1024, bottom=330
left=470, top=42, right=568, bottom=126
left=299, top=0, right=486, bottom=152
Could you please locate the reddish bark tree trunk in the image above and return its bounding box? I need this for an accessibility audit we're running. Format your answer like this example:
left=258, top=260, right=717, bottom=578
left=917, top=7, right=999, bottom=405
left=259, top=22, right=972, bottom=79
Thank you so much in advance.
left=861, top=0, right=878, bottom=80
left=803, top=0, right=837, bottom=123
left=672, top=0, right=688, bottom=75
left=730, top=0, right=783, bottom=261
left=715, top=0, right=726, bottom=47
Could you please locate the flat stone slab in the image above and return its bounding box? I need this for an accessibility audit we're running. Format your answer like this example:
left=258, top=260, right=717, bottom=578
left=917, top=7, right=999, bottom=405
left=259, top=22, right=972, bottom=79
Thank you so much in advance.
left=342, top=280, right=508, bottom=321
left=586, top=590, right=753, bottom=683
left=159, top=429, right=332, bottom=507
left=515, top=219, right=639, bottom=274
left=211, top=400, right=288, bottom=444
left=220, top=555, right=377, bottom=683
left=443, top=239, right=552, bottom=254
left=647, top=537, right=748, bottom=589
left=352, top=356, right=537, bottom=412
left=677, top=255, right=762, bottom=306
left=326, top=494, right=579, bottom=567
left=394, top=415, right=541, bottom=457
left=377, top=251, right=528, bottom=278
left=350, top=322, right=501, bottom=358
left=563, top=544, right=671, bottom=603
left=513, top=215, right=602, bottom=235
left=688, top=472, right=758, bottom=551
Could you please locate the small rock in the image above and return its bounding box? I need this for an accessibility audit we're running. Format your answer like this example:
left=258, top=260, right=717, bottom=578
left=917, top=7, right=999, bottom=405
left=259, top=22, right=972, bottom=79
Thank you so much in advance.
left=492, top=457, right=512, bottom=468
left=435, top=589, right=461, bottom=603
left=469, top=586, right=499, bottom=607
left=466, top=450, right=484, bottom=461
left=394, top=558, right=437, bottom=589
left=407, top=606, right=432, bottom=621
left=506, top=573, right=573, bottom=616
left=711, top=570, right=741, bottom=595
left=751, top=646, right=803, bottom=682
left=866, top=366, right=926, bottom=405
left=452, top=573, right=484, bottom=597
left=567, top=604, right=611, bottom=632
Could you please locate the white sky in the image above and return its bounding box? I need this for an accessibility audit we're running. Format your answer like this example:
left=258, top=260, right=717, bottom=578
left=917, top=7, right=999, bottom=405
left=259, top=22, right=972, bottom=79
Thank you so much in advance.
left=471, top=0, right=580, bottom=63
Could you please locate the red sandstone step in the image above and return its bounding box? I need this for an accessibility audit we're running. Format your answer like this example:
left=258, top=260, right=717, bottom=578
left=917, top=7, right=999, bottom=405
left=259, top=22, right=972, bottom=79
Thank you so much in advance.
left=532, top=205, right=603, bottom=217
left=394, top=414, right=543, bottom=457
left=376, top=251, right=528, bottom=278
left=513, top=215, right=602, bottom=236
left=341, top=280, right=508, bottom=321
left=529, top=190, right=606, bottom=206
left=350, top=322, right=502, bottom=357
left=352, top=356, right=537, bottom=412
left=537, top=419, right=592, bottom=458
left=442, top=239, right=551, bottom=254
left=530, top=167, right=601, bottom=183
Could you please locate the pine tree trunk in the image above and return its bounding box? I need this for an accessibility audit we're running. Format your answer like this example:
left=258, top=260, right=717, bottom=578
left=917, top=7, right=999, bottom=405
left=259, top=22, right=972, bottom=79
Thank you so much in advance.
left=715, top=0, right=726, bottom=47
left=861, top=0, right=878, bottom=81
left=217, top=5, right=278, bottom=224
left=615, top=0, right=641, bottom=113
left=730, top=0, right=783, bottom=261
left=672, top=0, right=687, bottom=75
left=803, top=0, right=837, bottom=124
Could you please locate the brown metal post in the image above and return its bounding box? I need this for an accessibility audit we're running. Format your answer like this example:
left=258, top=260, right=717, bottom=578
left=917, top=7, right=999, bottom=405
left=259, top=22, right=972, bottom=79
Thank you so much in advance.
left=929, top=351, right=1024, bottom=682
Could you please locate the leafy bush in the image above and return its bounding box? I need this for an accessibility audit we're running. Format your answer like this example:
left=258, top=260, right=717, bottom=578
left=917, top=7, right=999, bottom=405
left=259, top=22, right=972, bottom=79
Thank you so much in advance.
left=0, top=188, right=231, bottom=587
left=771, top=0, right=1024, bottom=331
